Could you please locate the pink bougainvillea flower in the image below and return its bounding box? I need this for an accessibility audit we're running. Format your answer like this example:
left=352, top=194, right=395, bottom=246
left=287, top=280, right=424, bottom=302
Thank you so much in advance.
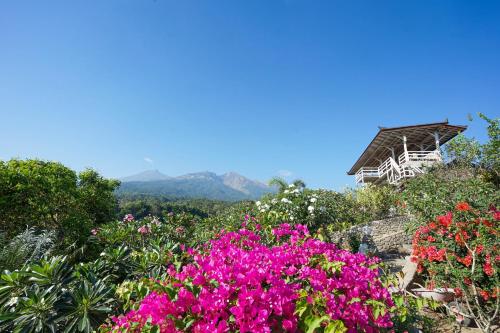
left=103, top=223, right=395, bottom=332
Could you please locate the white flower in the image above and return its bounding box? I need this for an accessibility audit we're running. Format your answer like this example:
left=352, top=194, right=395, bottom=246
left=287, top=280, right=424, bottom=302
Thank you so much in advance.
left=308, top=205, right=315, bottom=213
left=288, top=184, right=295, bottom=188
left=271, top=199, right=278, bottom=204
left=100, top=252, right=106, bottom=256
left=6, top=297, right=18, bottom=306
left=281, top=198, right=291, bottom=204
left=256, top=201, right=261, bottom=206
left=284, top=190, right=290, bottom=194
left=260, top=209, right=266, bottom=213
left=310, top=197, right=317, bottom=203
left=292, top=189, right=299, bottom=194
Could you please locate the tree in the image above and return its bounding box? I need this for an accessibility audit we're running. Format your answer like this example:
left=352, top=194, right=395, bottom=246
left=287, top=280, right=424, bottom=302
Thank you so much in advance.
left=479, top=113, right=499, bottom=186
left=268, top=177, right=288, bottom=193
left=268, top=177, right=306, bottom=193
left=78, top=169, right=120, bottom=226
left=444, top=133, right=482, bottom=167
left=292, top=179, right=306, bottom=190
left=0, top=159, right=119, bottom=246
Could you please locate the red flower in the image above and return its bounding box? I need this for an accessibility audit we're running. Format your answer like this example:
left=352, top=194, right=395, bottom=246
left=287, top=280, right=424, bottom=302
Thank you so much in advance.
left=438, top=212, right=453, bottom=228
left=427, top=235, right=436, bottom=242
left=484, top=255, right=494, bottom=276
left=484, top=263, right=494, bottom=276
left=475, top=245, right=484, bottom=254
left=483, top=219, right=494, bottom=227
left=426, top=281, right=436, bottom=290
left=454, top=288, right=463, bottom=297
left=456, top=202, right=471, bottom=211
left=454, top=230, right=469, bottom=246
left=457, top=255, right=472, bottom=267
left=479, top=290, right=489, bottom=301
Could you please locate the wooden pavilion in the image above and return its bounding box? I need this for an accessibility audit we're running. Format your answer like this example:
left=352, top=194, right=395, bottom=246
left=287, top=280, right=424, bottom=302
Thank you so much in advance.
left=348, top=121, right=467, bottom=185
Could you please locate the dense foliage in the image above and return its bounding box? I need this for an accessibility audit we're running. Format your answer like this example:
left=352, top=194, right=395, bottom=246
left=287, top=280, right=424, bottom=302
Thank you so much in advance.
left=411, top=203, right=499, bottom=332
left=117, top=196, right=238, bottom=220
left=0, top=160, right=119, bottom=246
left=402, top=114, right=500, bottom=229
left=401, top=166, right=498, bottom=228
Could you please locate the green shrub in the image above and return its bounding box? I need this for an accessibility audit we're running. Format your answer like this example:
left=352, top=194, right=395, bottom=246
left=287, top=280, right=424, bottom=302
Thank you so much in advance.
left=348, top=184, right=400, bottom=222
left=0, top=159, right=119, bottom=247
left=402, top=166, right=498, bottom=231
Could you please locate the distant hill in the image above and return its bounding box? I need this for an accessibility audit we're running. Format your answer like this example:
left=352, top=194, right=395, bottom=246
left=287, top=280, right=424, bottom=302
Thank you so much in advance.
left=117, top=171, right=275, bottom=201
left=120, top=170, right=171, bottom=182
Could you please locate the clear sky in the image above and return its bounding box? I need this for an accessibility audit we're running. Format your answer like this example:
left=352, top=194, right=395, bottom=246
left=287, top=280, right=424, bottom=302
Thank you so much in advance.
left=1, top=0, right=499, bottom=189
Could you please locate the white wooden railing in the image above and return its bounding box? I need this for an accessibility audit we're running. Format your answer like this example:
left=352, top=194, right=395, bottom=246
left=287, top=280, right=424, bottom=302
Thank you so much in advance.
left=355, top=167, right=379, bottom=184
left=398, top=150, right=442, bottom=166
left=355, top=150, right=442, bottom=185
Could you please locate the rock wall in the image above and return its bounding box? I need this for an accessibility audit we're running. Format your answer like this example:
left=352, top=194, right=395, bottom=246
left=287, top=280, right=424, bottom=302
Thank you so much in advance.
left=328, top=215, right=413, bottom=254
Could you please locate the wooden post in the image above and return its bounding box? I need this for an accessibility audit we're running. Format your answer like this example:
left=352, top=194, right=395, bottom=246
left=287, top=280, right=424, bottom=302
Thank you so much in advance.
left=403, top=135, right=409, bottom=162
left=434, top=132, right=440, bottom=151
left=434, top=131, right=442, bottom=161
left=390, top=147, right=396, bottom=161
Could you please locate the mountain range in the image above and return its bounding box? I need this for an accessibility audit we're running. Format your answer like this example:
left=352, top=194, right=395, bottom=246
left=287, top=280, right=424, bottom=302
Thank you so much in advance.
left=116, top=170, right=275, bottom=201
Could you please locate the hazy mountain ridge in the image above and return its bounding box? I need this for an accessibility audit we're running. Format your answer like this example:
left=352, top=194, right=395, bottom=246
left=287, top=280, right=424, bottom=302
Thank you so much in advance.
left=120, top=170, right=171, bottom=182
left=117, top=170, right=275, bottom=201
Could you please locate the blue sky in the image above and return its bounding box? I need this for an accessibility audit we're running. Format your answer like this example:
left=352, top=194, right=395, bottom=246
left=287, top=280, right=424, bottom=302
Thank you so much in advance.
left=1, top=0, right=499, bottom=189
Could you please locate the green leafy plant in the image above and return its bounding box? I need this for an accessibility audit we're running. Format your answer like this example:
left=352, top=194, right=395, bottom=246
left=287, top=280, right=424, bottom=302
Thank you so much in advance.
left=0, top=228, right=56, bottom=272
left=0, top=256, right=116, bottom=333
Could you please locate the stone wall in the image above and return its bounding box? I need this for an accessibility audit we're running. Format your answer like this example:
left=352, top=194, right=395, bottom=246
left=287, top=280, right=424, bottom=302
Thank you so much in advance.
left=328, top=215, right=413, bottom=254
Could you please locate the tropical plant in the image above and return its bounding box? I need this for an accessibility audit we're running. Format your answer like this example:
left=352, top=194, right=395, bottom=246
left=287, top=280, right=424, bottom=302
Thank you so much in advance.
left=57, top=277, right=115, bottom=333
left=0, top=256, right=116, bottom=333
left=268, top=177, right=290, bottom=193
left=0, top=228, right=56, bottom=271
left=411, top=203, right=499, bottom=332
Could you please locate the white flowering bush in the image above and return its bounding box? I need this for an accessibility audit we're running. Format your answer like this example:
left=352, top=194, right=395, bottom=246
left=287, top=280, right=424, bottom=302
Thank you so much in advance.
left=255, top=185, right=361, bottom=234
left=195, top=183, right=400, bottom=244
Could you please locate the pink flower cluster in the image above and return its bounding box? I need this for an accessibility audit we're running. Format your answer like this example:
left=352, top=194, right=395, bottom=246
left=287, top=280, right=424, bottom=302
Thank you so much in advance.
left=137, top=225, right=150, bottom=234
left=106, top=224, right=394, bottom=332
left=123, top=214, right=135, bottom=222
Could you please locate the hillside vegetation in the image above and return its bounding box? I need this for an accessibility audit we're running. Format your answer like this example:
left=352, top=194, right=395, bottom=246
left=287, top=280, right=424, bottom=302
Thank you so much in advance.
left=0, top=114, right=498, bottom=332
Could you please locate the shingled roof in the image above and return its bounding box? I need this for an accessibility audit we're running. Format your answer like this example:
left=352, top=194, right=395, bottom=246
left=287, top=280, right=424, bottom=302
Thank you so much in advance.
left=347, top=121, right=467, bottom=175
